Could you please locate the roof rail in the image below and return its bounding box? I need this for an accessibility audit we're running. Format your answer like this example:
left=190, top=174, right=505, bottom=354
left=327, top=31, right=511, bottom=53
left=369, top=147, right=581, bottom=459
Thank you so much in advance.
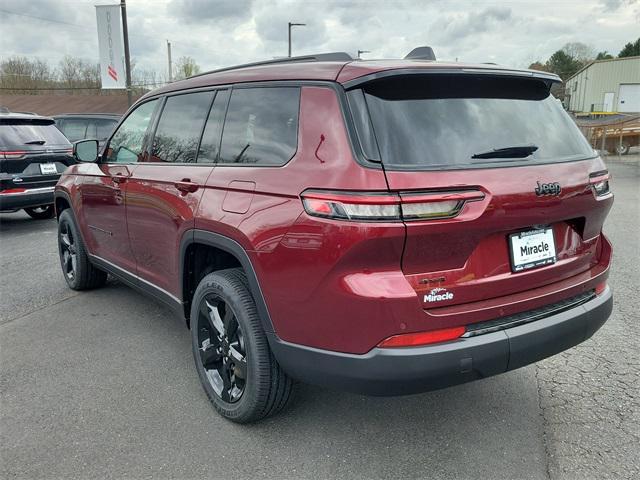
left=189, top=52, right=354, bottom=79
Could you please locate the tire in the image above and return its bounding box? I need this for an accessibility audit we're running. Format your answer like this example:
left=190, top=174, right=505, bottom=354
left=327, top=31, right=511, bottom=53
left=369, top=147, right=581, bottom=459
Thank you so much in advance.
left=57, top=209, right=108, bottom=290
left=24, top=205, right=55, bottom=219
left=615, top=142, right=630, bottom=155
left=190, top=268, right=294, bottom=423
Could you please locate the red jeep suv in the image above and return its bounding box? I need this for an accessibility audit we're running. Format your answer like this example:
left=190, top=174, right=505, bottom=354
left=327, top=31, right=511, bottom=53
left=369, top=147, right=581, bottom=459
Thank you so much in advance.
left=55, top=48, right=614, bottom=423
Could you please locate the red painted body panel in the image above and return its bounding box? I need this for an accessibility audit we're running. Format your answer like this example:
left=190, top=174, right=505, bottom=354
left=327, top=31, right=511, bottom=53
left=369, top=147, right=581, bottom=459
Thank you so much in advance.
left=60, top=163, right=139, bottom=274
left=385, top=158, right=613, bottom=309
left=125, top=164, right=210, bottom=297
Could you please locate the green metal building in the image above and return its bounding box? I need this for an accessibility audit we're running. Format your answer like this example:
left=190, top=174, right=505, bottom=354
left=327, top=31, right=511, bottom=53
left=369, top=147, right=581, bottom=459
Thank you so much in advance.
left=565, top=56, right=640, bottom=113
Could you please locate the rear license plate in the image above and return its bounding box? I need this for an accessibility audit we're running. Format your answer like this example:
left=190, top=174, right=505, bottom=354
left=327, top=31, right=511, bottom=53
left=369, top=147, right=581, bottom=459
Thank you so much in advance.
left=39, top=163, right=57, bottom=175
left=509, top=227, right=556, bottom=272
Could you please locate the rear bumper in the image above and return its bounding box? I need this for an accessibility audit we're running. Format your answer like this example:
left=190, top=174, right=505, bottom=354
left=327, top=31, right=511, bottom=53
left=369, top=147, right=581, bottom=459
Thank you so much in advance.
left=269, top=287, right=613, bottom=395
left=0, top=186, right=55, bottom=211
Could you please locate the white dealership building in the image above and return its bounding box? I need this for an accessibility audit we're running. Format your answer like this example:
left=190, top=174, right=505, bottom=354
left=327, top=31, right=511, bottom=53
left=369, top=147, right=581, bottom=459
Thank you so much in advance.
left=565, top=56, right=640, bottom=113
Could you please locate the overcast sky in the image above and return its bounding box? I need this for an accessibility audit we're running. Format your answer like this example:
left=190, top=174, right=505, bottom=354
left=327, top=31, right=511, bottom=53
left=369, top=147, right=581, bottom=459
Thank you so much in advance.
left=0, top=0, right=638, bottom=78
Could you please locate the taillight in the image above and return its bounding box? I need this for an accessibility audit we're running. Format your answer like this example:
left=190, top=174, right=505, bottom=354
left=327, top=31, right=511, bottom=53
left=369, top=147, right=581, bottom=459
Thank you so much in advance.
left=1, top=150, right=27, bottom=159
left=0, top=188, right=26, bottom=194
left=595, top=281, right=607, bottom=295
left=378, top=326, right=466, bottom=348
left=302, top=192, right=401, bottom=221
left=400, top=191, right=484, bottom=220
left=301, top=190, right=484, bottom=222
left=589, top=171, right=611, bottom=197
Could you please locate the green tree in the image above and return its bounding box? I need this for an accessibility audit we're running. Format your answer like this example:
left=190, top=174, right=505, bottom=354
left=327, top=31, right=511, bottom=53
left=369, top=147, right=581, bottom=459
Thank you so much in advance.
left=545, top=50, right=583, bottom=80
left=618, top=38, right=640, bottom=57
left=596, top=51, right=614, bottom=60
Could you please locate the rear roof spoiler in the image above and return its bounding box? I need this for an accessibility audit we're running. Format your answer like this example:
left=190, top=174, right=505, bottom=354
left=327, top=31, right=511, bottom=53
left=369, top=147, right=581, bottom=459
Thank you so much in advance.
left=342, top=68, right=562, bottom=90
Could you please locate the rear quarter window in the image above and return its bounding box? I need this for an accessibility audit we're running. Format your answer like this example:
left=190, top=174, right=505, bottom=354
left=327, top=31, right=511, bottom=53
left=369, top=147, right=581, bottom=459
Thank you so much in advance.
left=218, top=87, right=300, bottom=166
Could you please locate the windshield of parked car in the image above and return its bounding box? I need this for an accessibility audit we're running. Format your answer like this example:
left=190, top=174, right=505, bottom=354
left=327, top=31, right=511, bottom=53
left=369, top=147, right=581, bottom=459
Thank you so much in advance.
left=92, top=119, right=118, bottom=141
left=348, top=74, right=594, bottom=169
left=57, top=118, right=87, bottom=142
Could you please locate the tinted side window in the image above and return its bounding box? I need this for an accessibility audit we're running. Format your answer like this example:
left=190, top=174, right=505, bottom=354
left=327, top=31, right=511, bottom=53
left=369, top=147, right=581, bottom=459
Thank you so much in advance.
left=151, top=91, right=213, bottom=163
left=106, top=99, right=158, bottom=163
left=219, top=87, right=299, bottom=166
left=197, top=89, right=229, bottom=163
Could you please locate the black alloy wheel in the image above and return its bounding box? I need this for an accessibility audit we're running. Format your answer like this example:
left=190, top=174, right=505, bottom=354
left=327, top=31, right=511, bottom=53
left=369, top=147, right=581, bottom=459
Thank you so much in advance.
left=197, top=296, right=248, bottom=403
left=57, top=209, right=107, bottom=290
left=59, top=220, right=77, bottom=282
left=190, top=269, right=294, bottom=423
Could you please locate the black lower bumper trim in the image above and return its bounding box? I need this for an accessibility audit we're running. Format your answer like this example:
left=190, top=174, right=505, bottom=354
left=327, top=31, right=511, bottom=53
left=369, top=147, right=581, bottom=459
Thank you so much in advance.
left=0, top=189, right=54, bottom=211
left=268, top=288, right=613, bottom=396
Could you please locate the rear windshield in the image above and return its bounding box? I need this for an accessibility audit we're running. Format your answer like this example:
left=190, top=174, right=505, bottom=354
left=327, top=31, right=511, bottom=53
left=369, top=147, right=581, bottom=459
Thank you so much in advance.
left=348, top=74, right=594, bottom=169
left=0, top=118, right=71, bottom=148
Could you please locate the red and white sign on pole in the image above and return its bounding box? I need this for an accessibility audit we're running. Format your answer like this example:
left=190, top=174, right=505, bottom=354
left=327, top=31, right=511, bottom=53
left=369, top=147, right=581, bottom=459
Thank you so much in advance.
left=96, top=5, right=125, bottom=89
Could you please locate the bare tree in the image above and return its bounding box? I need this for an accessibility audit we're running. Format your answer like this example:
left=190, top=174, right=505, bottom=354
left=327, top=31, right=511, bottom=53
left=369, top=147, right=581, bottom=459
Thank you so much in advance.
left=1, top=55, right=172, bottom=95
left=0, top=56, right=56, bottom=93
left=58, top=56, right=101, bottom=92
left=561, top=42, right=596, bottom=63
left=173, top=56, right=201, bottom=80
left=80, top=62, right=100, bottom=86
left=58, top=56, right=83, bottom=88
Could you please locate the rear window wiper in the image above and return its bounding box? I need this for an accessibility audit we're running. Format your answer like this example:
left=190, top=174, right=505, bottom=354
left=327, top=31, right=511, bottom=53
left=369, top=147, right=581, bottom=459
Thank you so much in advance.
left=471, top=145, right=538, bottom=160
left=24, top=140, right=46, bottom=145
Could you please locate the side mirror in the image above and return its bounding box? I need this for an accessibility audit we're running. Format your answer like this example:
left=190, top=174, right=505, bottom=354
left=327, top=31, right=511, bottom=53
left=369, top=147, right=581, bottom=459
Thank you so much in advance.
left=73, top=139, right=99, bottom=163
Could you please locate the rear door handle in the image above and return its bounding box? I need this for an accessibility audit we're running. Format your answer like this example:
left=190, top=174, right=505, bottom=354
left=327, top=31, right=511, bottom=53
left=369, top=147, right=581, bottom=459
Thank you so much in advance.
left=174, top=179, right=199, bottom=194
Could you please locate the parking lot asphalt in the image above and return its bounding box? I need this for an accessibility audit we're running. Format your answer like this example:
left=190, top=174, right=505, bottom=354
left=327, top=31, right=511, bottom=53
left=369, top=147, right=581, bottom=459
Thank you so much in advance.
left=1, top=157, right=638, bottom=480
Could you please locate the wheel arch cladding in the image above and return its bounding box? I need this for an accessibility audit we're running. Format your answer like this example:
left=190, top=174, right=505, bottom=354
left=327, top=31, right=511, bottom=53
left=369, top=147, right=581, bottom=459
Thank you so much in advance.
left=54, top=192, right=71, bottom=218
left=180, top=230, right=276, bottom=334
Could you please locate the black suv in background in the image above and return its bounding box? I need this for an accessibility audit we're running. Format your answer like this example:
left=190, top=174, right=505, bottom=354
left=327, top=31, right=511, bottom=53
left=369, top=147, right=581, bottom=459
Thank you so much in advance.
left=54, top=113, right=120, bottom=149
left=1, top=113, right=74, bottom=219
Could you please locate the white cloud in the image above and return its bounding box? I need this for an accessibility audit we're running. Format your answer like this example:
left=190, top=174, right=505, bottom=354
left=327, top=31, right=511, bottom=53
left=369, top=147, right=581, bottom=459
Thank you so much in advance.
left=0, top=0, right=638, bottom=78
